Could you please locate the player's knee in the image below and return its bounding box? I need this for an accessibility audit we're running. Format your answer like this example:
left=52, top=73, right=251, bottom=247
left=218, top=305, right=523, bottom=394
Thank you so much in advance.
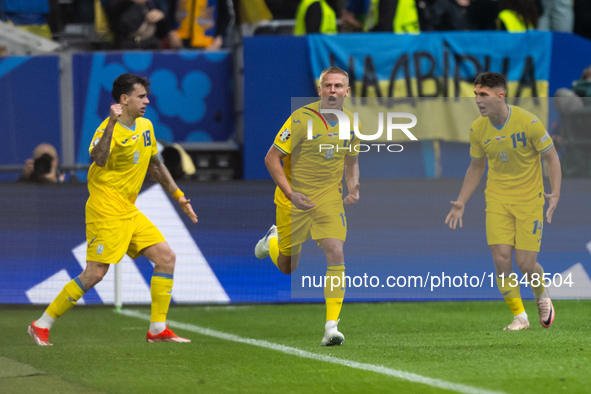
left=324, top=245, right=344, bottom=263
left=280, top=266, right=297, bottom=275
left=167, top=248, right=176, bottom=264
left=90, top=273, right=105, bottom=287
left=498, top=254, right=511, bottom=265
left=161, top=248, right=176, bottom=269
left=278, top=255, right=298, bottom=274
left=492, top=250, right=511, bottom=266
left=331, top=249, right=344, bottom=263
left=515, top=258, right=536, bottom=274
left=278, top=265, right=293, bottom=275
left=82, top=271, right=106, bottom=289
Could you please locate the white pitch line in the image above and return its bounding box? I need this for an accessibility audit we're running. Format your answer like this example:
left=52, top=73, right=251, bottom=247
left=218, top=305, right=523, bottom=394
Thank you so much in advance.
left=118, top=309, right=506, bottom=394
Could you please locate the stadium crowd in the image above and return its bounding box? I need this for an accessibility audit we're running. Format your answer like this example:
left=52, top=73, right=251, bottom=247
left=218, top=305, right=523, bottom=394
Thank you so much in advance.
left=2, top=0, right=591, bottom=51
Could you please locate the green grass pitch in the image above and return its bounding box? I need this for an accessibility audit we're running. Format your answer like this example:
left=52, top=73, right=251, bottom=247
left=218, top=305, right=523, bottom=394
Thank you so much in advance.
left=1, top=300, right=590, bottom=394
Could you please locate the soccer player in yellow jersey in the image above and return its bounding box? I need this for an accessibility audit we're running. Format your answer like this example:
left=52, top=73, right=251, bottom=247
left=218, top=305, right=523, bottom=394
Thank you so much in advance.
left=446, top=72, right=562, bottom=331
left=28, top=74, right=198, bottom=346
left=254, top=67, right=360, bottom=346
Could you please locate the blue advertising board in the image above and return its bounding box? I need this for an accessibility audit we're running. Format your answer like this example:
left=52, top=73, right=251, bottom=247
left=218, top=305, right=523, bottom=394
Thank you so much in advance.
left=0, top=56, right=61, bottom=180
left=1, top=180, right=590, bottom=304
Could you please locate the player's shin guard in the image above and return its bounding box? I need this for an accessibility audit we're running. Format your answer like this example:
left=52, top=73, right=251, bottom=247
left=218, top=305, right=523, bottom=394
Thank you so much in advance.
left=269, top=236, right=279, bottom=267
left=530, top=265, right=546, bottom=299
left=47, top=277, right=87, bottom=319
left=325, top=264, right=346, bottom=322
left=151, top=274, right=174, bottom=322
left=497, top=275, right=525, bottom=315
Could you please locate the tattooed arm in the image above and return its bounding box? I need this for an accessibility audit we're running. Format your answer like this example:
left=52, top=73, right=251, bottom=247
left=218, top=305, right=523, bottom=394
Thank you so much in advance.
left=148, top=155, right=198, bottom=223
left=91, top=104, right=121, bottom=167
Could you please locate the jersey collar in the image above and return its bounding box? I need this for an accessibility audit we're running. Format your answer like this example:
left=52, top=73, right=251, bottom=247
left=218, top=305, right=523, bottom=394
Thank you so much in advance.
left=489, top=105, right=511, bottom=131
left=117, top=120, right=137, bottom=132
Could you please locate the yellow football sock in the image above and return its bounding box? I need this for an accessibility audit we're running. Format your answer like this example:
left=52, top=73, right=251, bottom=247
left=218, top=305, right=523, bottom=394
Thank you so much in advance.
left=269, top=236, right=279, bottom=267
left=46, top=277, right=87, bottom=319
left=497, top=275, right=525, bottom=316
left=151, top=274, right=174, bottom=323
left=325, top=264, right=345, bottom=322
left=530, top=265, right=546, bottom=299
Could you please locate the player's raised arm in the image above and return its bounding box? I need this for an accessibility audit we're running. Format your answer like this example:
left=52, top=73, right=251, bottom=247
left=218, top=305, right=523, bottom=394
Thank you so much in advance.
left=148, top=155, right=198, bottom=223
left=541, top=146, right=561, bottom=223
left=91, top=104, right=121, bottom=167
left=446, top=158, right=486, bottom=229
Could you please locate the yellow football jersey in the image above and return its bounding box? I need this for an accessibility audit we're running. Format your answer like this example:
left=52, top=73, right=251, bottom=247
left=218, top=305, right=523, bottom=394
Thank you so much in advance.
left=86, top=117, right=158, bottom=223
left=469, top=105, right=553, bottom=205
left=273, top=101, right=359, bottom=209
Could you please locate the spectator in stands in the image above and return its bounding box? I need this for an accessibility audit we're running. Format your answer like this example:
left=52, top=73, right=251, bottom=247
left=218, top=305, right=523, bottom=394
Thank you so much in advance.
left=496, top=0, right=540, bottom=31
left=466, top=0, right=544, bottom=31
left=174, top=0, right=234, bottom=50
left=19, top=143, right=63, bottom=184
left=161, top=0, right=183, bottom=49
left=574, top=0, right=591, bottom=40
left=294, top=0, right=339, bottom=35
left=467, top=0, right=500, bottom=30
left=552, top=65, right=591, bottom=177
left=237, top=0, right=272, bottom=27
left=341, top=0, right=370, bottom=32
left=554, top=65, right=591, bottom=118
left=538, top=0, right=573, bottom=32
left=363, top=0, right=473, bottom=33
left=367, top=0, right=420, bottom=33
left=419, top=0, right=474, bottom=31
left=0, top=0, right=52, bottom=39
left=265, top=0, right=299, bottom=20
left=102, top=0, right=172, bottom=49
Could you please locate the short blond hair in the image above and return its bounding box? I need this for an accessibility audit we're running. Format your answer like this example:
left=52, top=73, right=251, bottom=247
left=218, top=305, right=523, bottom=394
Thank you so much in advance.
left=319, top=67, right=349, bottom=87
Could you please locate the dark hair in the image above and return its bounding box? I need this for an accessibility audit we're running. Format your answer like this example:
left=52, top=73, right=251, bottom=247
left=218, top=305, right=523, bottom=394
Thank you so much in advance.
left=111, top=73, right=151, bottom=103
left=499, top=0, right=539, bottom=29
left=474, top=72, right=507, bottom=91
left=161, top=146, right=184, bottom=180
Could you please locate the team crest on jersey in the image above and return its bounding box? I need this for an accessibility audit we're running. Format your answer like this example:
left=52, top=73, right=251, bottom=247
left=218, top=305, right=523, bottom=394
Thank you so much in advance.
left=92, top=137, right=101, bottom=147
left=133, top=150, right=140, bottom=164
left=279, top=129, right=291, bottom=142
left=96, top=244, right=105, bottom=255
